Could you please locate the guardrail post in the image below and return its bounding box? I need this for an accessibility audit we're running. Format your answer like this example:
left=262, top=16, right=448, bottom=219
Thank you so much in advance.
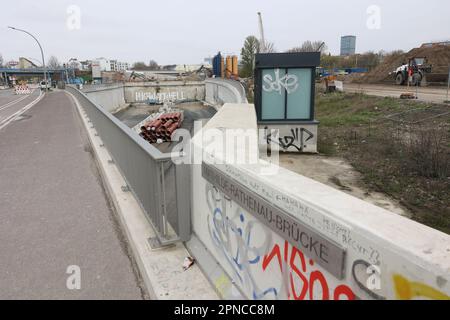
left=175, top=163, right=191, bottom=241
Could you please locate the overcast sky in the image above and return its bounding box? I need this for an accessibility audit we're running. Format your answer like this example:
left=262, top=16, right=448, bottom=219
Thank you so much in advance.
left=1, top=0, right=449, bottom=65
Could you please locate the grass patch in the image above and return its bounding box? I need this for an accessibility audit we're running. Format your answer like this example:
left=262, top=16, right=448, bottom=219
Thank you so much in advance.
left=316, top=92, right=450, bottom=234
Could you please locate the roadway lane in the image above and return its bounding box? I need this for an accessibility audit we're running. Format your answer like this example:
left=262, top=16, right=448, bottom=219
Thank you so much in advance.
left=0, top=89, right=21, bottom=105
left=344, top=83, right=449, bottom=104
left=0, top=91, right=145, bottom=299
left=0, top=89, right=41, bottom=125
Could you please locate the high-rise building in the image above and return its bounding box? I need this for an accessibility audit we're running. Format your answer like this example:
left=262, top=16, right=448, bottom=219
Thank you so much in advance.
left=340, top=35, right=356, bottom=56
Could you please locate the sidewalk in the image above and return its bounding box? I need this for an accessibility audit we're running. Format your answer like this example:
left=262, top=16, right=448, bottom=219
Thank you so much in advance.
left=0, top=91, right=146, bottom=299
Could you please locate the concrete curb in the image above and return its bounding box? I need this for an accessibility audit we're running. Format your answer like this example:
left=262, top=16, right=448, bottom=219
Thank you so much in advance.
left=66, top=91, right=219, bottom=300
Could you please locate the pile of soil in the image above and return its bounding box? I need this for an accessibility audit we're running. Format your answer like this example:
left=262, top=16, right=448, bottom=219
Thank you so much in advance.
left=336, top=73, right=366, bottom=83
left=356, top=45, right=450, bottom=84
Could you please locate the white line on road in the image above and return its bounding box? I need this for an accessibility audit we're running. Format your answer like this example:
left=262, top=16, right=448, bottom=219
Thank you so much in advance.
left=0, top=93, right=31, bottom=111
left=0, top=91, right=44, bottom=131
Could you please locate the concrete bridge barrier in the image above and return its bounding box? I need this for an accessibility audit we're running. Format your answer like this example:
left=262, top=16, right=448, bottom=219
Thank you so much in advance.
left=187, top=102, right=450, bottom=300
left=82, top=84, right=127, bottom=113
left=205, top=78, right=248, bottom=106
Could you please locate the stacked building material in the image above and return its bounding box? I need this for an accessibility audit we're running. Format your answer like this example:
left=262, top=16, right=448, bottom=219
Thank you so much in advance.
left=139, top=112, right=183, bottom=144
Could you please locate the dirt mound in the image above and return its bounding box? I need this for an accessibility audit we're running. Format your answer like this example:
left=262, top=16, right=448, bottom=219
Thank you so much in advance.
left=336, top=73, right=366, bottom=83
left=356, top=45, right=450, bottom=84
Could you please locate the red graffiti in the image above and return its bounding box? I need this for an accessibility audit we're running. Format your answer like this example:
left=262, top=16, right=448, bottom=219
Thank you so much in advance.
left=262, top=241, right=355, bottom=300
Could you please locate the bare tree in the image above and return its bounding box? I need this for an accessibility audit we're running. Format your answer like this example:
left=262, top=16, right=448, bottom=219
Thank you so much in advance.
left=264, top=41, right=277, bottom=53
left=0, top=53, right=3, bottom=67
left=47, top=56, right=60, bottom=69
left=287, top=41, right=328, bottom=54
left=132, top=62, right=147, bottom=70
left=148, top=60, right=159, bottom=70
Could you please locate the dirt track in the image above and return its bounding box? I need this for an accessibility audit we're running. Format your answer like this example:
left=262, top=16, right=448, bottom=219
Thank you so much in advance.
left=344, top=83, right=449, bottom=104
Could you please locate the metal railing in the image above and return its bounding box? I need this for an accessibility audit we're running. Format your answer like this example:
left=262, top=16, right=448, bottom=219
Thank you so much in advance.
left=67, top=86, right=191, bottom=245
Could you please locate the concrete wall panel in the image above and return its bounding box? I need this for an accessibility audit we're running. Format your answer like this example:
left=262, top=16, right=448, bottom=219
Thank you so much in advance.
left=189, top=103, right=450, bottom=300
left=83, top=84, right=126, bottom=113
left=124, top=81, right=205, bottom=104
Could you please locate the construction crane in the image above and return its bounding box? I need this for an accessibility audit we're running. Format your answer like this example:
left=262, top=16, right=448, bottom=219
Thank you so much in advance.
left=257, top=12, right=267, bottom=53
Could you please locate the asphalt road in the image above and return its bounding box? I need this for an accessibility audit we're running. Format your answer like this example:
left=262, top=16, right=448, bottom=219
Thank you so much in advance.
left=0, top=89, right=41, bottom=125
left=344, top=83, right=450, bottom=104
left=0, top=90, right=145, bottom=299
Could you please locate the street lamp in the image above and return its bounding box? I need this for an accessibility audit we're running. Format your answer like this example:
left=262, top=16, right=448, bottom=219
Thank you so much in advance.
left=8, top=26, right=48, bottom=90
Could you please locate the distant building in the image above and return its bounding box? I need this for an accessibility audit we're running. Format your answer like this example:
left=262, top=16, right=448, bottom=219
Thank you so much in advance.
left=421, top=40, right=450, bottom=48
left=110, top=60, right=129, bottom=72
left=204, top=57, right=213, bottom=65
left=91, top=61, right=102, bottom=79
left=67, top=58, right=83, bottom=70
left=19, top=57, right=38, bottom=69
left=174, top=63, right=212, bottom=73
left=161, top=65, right=177, bottom=71
left=6, top=60, right=19, bottom=69
left=340, top=35, right=356, bottom=56
left=79, top=60, right=92, bottom=71
left=93, top=57, right=111, bottom=72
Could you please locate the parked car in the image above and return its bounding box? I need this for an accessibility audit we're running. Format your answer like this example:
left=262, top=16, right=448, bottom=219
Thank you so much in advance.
left=39, top=80, right=51, bottom=90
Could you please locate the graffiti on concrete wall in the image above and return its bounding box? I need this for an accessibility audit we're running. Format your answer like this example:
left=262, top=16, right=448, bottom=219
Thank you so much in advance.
left=264, top=126, right=315, bottom=152
left=393, top=274, right=449, bottom=300
left=205, top=182, right=355, bottom=300
left=195, top=162, right=450, bottom=300
left=206, top=182, right=275, bottom=299
left=135, top=91, right=185, bottom=103
left=262, top=240, right=354, bottom=300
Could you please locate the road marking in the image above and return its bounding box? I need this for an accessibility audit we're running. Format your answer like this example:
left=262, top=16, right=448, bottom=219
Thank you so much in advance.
left=0, top=91, right=44, bottom=131
left=0, top=93, right=32, bottom=111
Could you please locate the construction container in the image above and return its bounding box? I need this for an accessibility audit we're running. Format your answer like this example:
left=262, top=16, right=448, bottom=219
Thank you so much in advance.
left=232, top=56, right=238, bottom=78
left=212, top=52, right=222, bottom=77
left=221, top=57, right=225, bottom=78
left=226, top=56, right=232, bottom=79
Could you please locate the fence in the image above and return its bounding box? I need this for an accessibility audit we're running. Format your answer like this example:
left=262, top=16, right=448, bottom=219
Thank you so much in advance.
left=67, top=86, right=191, bottom=245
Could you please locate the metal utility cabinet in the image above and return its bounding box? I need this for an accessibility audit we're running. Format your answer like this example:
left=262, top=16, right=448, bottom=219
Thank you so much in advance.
left=254, top=52, right=320, bottom=153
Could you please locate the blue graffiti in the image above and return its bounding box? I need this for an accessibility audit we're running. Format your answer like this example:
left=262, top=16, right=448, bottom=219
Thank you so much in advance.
left=206, top=184, right=278, bottom=300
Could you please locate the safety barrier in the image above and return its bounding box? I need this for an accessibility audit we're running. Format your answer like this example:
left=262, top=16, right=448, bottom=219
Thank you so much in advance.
left=188, top=103, right=450, bottom=300
left=82, top=84, right=127, bottom=113
left=205, top=78, right=248, bottom=106
left=15, top=85, right=31, bottom=95
left=66, top=86, right=191, bottom=245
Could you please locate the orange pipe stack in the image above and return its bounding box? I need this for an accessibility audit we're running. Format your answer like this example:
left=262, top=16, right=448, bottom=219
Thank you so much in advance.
left=139, top=112, right=183, bottom=144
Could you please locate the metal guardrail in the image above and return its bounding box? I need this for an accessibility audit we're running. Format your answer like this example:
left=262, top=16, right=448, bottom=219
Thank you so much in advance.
left=66, top=86, right=191, bottom=245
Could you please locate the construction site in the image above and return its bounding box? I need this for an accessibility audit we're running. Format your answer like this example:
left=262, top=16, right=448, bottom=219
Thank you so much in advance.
left=352, top=44, right=450, bottom=85
left=1, top=1, right=450, bottom=305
